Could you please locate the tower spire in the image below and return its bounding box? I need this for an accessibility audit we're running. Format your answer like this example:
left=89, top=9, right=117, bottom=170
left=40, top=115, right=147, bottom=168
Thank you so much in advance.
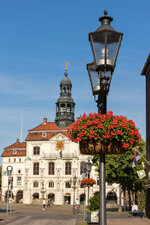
left=55, top=65, right=75, bottom=128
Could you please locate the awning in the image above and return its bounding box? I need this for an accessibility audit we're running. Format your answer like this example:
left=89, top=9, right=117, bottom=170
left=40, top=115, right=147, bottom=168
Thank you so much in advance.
left=64, top=194, right=71, bottom=196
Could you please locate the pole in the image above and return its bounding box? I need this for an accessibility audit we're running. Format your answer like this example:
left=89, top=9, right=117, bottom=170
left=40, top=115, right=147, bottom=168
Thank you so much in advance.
left=84, top=186, right=86, bottom=220
left=87, top=170, right=90, bottom=205
left=7, top=176, right=10, bottom=214
left=73, top=182, right=75, bottom=212
left=97, top=92, right=107, bottom=225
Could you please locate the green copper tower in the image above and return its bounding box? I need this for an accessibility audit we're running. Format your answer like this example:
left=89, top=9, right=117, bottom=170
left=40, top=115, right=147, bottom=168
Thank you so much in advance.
left=55, top=65, right=75, bottom=128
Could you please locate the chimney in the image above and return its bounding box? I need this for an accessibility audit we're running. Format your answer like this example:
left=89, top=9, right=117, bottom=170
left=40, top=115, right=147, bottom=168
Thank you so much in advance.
left=16, top=138, right=19, bottom=143
left=43, top=118, right=47, bottom=124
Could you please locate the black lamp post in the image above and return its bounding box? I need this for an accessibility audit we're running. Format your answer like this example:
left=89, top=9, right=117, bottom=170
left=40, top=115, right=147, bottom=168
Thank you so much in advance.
left=7, top=166, right=13, bottom=214
left=86, top=159, right=92, bottom=204
left=70, top=175, right=80, bottom=212
left=87, top=10, right=123, bottom=225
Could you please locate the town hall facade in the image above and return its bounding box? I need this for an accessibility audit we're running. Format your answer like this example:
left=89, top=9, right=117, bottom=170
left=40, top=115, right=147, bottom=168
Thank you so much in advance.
left=1, top=67, right=120, bottom=205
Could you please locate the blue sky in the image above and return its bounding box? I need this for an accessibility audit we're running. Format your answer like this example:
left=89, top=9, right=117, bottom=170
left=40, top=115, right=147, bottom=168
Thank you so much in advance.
left=0, top=0, right=149, bottom=162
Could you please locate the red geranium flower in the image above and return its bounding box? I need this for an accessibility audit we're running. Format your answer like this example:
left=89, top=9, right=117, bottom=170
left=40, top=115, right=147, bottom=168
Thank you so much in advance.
left=68, top=111, right=141, bottom=151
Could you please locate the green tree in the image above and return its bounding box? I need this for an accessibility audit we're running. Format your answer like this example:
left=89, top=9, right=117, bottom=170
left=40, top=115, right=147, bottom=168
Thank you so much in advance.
left=92, top=139, right=146, bottom=209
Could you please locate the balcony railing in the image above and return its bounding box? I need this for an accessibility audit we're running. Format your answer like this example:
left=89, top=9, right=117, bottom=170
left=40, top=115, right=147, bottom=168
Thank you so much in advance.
left=43, top=153, right=76, bottom=159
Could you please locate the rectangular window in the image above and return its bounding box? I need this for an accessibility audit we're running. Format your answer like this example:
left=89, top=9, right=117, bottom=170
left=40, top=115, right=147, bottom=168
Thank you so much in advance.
left=17, top=177, right=21, bottom=185
left=80, top=162, right=87, bottom=175
left=33, top=163, right=39, bottom=175
left=49, top=162, right=55, bottom=175
left=33, top=146, right=40, bottom=155
left=49, top=182, right=54, bottom=188
left=65, top=162, right=71, bottom=175
left=14, top=158, right=16, bottom=162
left=19, top=158, right=21, bottom=162
left=33, top=182, right=39, bottom=188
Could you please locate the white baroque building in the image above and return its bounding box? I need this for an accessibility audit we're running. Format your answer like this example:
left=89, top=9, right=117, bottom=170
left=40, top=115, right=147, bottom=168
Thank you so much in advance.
left=1, top=68, right=120, bottom=205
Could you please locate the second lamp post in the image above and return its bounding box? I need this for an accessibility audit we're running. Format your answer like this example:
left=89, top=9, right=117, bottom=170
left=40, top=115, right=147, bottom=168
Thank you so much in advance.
left=87, top=10, right=123, bottom=225
left=86, top=159, right=92, bottom=204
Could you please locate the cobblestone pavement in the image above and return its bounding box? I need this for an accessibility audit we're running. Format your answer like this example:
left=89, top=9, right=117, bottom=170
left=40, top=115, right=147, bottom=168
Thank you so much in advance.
left=0, top=203, right=149, bottom=225
left=0, top=203, right=82, bottom=225
left=107, top=218, right=150, bottom=225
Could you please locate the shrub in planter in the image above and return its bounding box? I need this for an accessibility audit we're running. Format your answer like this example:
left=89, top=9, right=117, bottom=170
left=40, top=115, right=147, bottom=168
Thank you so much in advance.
left=88, top=194, right=99, bottom=211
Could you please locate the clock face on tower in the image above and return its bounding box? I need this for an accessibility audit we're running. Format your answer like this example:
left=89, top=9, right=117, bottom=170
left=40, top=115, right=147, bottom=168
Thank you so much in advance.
left=56, top=141, right=64, bottom=150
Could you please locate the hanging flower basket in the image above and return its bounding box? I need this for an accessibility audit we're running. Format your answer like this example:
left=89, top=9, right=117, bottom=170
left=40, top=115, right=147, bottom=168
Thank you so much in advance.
left=68, top=111, right=141, bottom=155
left=79, top=139, right=124, bottom=155
left=81, top=178, right=96, bottom=187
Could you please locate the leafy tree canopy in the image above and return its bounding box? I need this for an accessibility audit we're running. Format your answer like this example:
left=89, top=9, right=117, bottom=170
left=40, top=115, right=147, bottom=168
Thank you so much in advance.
left=92, top=139, right=146, bottom=193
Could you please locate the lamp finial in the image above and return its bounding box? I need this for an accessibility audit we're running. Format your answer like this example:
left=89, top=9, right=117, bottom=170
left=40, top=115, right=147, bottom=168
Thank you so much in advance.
left=104, top=9, right=107, bottom=16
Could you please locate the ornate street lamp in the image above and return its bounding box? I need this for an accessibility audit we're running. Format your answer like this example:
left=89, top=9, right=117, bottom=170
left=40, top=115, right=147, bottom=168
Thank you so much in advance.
left=89, top=9, right=122, bottom=72
left=87, top=10, right=123, bottom=225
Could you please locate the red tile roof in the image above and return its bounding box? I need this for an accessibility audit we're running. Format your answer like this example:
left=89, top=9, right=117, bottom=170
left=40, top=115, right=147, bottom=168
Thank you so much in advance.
left=26, top=131, right=69, bottom=141
left=29, top=122, right=73, bottom=132
left=2, top=139, right=26, bottom=157
left=1, top=150, right=26, bottom=157
left=4, top=139, right=26, bottom=150
left=26, top=121, right=74, bottom=141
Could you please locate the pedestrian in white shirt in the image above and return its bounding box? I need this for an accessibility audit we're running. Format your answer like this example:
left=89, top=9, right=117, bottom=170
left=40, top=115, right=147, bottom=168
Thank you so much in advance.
left=42, top=199, right=46, bottom=210
left=131, top=201, right=138, bottom=216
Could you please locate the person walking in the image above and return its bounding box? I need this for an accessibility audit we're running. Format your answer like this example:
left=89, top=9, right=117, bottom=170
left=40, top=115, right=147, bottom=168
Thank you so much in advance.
left=42, top=198, right=46, bottom=210
left=131, top=201, right=138, bottom=216
left=75, top=198, right=80, bottom=208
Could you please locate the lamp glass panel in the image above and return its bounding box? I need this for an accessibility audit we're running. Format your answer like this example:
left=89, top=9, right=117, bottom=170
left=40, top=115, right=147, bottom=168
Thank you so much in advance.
left=107, top=32, right=121, bottom=65
left=89, top=69, right=100, bottom=93
left=91, top=32, right=105, bottom=63
left=91, top=31, right=121, bottom=67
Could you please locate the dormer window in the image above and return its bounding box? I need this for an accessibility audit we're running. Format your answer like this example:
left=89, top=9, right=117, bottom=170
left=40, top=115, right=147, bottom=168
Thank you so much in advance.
left=42, top=132, right=47, bottom=138
left=13, top=150, right=17, bottom=155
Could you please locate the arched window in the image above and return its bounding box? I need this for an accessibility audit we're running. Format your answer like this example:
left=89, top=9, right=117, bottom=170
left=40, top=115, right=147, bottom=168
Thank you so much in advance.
left=67, top=87, right=69, bottom=94
left=80, top=162, right=87, bottom=175
left=48, top=193, right=55, bottom=202
left=33, top=163, right=39, bottom=175
left=49, top=182, right=54, bottom=188
left=33, top=193, right=39, bottom=199
left=49, top=162, right=55, bottom=175
left=65, top=182, right=71, bottom=188
left=60, top=104, right=66, bottom=112
left=33, top=181, right=39, bottom=188
left=106, top=191, right=117, bottom=202
left=56, top=105, right=59, bottom=113
left=67, top=104, right=71, bottom=113
left=33, top=146, right=40, bottom=155
left=63, top=87, right=66, bottom=94
left=65, top=162, right=71, bottom=175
